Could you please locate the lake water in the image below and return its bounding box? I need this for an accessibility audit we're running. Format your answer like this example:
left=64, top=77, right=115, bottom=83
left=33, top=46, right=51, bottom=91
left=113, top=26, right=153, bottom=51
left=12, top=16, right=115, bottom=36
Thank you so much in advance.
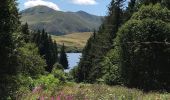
left=66, top=53, right=82, bottom=70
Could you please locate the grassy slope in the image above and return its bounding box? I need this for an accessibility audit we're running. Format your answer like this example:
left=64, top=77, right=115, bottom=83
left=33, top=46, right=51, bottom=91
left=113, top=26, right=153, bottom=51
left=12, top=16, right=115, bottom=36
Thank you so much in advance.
left=23, top=83, right=170, bottom=100
left=52, top=32, right=92, bottom=52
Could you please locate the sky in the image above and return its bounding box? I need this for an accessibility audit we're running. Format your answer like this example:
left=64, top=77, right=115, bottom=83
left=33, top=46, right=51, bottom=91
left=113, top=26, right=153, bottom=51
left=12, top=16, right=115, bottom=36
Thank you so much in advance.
left=17, top=0, right=112, bottom=16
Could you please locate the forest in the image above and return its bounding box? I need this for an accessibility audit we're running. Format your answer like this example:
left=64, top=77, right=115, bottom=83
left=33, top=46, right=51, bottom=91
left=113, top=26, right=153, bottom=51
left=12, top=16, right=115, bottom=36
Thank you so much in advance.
left=0, top=0, right=170, bottom=100
left=75, top=0, right=170, bottom=91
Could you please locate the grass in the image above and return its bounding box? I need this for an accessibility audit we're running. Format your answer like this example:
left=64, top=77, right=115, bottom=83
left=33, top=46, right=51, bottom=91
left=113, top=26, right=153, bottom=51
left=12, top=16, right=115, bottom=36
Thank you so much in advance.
left=20, top=83, right=170, bottom=100
left=52, top=32, right=92, bottom=52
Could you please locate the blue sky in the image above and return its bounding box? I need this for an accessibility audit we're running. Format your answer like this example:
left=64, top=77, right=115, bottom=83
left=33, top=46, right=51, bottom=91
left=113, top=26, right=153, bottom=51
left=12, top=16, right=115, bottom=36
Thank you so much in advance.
left=17, top=0, right=112, bottom=16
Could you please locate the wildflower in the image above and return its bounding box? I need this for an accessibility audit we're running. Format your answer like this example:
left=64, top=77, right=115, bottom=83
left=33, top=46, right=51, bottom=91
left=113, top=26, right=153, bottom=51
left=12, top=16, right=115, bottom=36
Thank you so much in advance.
left=56, top=95, right=61, bottom=100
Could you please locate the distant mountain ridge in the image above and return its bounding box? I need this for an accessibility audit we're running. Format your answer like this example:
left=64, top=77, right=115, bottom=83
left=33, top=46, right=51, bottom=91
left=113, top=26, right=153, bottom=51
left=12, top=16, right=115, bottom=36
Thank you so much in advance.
left=21, top=6, right=103, bottom=35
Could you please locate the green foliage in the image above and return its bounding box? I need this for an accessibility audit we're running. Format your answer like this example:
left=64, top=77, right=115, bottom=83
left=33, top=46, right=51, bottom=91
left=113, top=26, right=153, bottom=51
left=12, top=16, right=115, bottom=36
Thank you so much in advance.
left=18, top=43, right=46, bottom=77
left=33, top=74, right=60, bottom=90
left=53, top=63, right=64, bottom=70
left=16, top=74, right=33, bottom=90
left=52, top=67, right=67, bottom=82
left=131, top=4, right=170, bottom=22
left=76, top=0, right=126, bottom=83
left=116, top=4, right=170, bottom=90
left=70, top=66, right=79, bottom=82
left=15, top=75, right=34, bottom=99
left=101, top=49, right=122, bottom=85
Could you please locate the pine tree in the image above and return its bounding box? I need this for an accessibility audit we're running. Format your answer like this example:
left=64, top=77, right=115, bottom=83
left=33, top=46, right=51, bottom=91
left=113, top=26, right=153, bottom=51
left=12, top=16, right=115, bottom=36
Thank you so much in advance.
left=32, top=29, right=59, bottom=72
left=126, top=0, right=137, bottom=20
left=21, top=22, right=30, bottom=43
left=53, top=41, right=58, bottom=63
left=76, top=35, right=94, bottom=82
left=0, top=0, right=21, bottom=98
left=59, top=44, right=68, bottom=69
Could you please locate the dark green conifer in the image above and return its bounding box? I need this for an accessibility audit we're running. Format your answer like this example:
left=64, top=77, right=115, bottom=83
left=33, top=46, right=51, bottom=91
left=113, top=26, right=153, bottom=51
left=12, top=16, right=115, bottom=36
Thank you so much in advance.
left=21, top=22, right=30, bottom=43
left=0, top=0, right=21, bottom=99
left=59, top=44, right=69, bottom=69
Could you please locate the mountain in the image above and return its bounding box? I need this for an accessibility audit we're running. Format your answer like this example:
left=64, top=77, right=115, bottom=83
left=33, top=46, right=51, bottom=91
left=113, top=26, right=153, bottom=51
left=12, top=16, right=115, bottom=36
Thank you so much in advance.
left=20, top=6, right=103, bottom=35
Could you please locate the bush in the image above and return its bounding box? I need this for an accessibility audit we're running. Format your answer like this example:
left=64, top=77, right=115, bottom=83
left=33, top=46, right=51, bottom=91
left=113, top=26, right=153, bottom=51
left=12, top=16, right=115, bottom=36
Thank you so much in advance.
left=115, top=4, right=170, bottom=90
left=15, top=75, right=33, bottom=99
left=53, top=63, right=64, bottom=70
left=52, top=66, right=67, bottom=83
left=18, top=43, right=46, bottom=77
left=101, top=49, right=122, bottom=85
left=33, top=74, right=60, bottom=90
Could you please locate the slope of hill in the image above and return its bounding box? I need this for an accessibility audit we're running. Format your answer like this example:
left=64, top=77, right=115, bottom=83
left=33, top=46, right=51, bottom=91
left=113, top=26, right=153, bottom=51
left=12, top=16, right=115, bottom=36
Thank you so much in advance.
left=52, top=32, right=92, bottom=52
left=21, top=6, right=103, bottom=35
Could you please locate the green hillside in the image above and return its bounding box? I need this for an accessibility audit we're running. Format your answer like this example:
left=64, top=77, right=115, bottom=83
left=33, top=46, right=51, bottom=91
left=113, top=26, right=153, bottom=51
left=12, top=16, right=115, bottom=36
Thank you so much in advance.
left=21, top=6, right=103, bottom=35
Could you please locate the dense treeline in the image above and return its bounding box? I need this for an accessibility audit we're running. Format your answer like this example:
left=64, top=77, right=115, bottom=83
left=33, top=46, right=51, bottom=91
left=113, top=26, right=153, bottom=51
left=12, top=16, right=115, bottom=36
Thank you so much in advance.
left=74, top=0, right=170, bottom=91
left=32, top=29, right=59, bottom=72
left=22, top=23, right=68, bottom=72
left=0, top=0, right=69, bottom=99
left=75, top=0, right=126, bottom=83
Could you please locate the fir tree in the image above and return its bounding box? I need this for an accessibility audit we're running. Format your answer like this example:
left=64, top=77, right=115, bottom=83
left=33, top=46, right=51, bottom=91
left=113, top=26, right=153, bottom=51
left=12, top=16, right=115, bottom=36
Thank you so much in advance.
left=126, top=0, right=137, bottom=20
left=59, top=44, right=69, bottom=69
left=21, top=22, right=30, bottom=43
left=0, top=0, right=21, bottom=98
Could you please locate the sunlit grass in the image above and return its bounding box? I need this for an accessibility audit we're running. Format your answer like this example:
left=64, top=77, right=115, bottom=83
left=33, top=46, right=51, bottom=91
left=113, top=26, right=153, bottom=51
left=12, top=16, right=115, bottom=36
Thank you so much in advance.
left=20, top=83, right=170, bottom=100
left=52, top=32, right=92, bottom=49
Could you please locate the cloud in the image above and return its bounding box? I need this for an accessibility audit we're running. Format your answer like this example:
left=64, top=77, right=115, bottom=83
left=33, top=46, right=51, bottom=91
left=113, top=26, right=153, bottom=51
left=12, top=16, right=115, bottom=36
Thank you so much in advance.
left=24, top=0, right=60, bottom=11
left=72, top=0, right=97, bottom=5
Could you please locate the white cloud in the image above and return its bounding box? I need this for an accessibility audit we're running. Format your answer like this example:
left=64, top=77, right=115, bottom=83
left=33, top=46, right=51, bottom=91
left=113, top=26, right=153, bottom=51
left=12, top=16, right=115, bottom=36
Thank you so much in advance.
left=72, top=0, right=97, bottom=5
left=24, top=0, right=60, bottom=11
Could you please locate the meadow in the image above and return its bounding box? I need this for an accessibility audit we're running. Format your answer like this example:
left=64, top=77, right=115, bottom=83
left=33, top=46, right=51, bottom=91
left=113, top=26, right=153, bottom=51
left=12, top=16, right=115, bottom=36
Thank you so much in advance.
left=19, top=83, right=170, bottom=100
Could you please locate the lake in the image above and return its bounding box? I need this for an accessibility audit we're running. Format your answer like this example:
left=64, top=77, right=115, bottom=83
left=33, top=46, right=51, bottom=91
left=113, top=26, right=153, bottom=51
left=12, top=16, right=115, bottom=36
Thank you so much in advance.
left=66, top=53, right=82, bottom=71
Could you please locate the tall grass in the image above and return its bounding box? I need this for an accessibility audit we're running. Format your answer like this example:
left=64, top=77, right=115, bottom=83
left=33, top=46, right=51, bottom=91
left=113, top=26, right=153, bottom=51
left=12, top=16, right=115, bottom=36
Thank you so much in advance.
left=20, top=83, right=170, bottom=100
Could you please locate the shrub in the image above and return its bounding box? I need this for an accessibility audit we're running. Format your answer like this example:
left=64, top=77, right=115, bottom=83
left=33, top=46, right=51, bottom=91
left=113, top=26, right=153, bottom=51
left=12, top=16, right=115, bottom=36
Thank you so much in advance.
left=101, top=49, right=122, bottom=85
left=115, top=4, right=170, bottom=90
left=52, top=67, right=67, bottom=83
left=18, top=43, right=46, bottom=77
left=33, top=74, right=60, bottom=90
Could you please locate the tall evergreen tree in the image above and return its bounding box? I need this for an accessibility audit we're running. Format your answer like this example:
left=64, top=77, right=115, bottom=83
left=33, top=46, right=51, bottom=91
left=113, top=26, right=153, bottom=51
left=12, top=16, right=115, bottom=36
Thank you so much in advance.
left=32, top=29, right=59, bottom=72
left=76, top=35, right=94, bottom=82
left=126, top=0, right=137, bottom=20
left=59, top=44, right=68, bottom=69
left=21, top=22, right=30, bottom=43
left=0, top=0, right=21, bottom=98
left=53, top=41, right=58, bottom=63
